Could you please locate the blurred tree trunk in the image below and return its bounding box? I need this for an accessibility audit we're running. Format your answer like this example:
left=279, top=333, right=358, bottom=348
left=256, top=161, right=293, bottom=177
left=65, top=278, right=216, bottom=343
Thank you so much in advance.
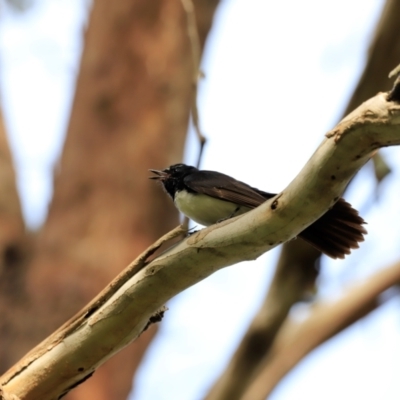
left=0, top=0, right=219, bottom=399
left=0, top=108, right=27, bottom=370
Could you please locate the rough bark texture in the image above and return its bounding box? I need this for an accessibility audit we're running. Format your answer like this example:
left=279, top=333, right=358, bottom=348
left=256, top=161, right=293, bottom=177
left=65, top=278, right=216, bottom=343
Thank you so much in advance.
left=0, top=0, right=220, bottom=399
left=204, top=1, right=400, bottom=399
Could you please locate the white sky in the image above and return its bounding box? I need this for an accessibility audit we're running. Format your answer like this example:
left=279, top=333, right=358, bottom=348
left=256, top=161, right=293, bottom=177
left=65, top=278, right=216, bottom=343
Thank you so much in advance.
left=2, top=1, right=400, bottom=400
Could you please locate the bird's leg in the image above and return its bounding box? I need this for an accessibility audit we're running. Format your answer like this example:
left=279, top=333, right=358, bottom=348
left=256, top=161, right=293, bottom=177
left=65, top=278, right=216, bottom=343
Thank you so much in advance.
left=217, top=206, right=241, bottom=223
left=186, top=226, right=199, bottom=236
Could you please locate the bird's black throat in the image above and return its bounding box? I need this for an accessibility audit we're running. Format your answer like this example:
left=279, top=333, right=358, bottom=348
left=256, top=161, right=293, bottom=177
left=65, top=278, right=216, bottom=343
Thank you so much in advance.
left=157, top=164, right=199, bottom=199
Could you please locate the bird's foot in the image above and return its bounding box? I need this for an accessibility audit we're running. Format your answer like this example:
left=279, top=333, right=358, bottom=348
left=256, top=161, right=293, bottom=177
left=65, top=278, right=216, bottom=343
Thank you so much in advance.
left=187, top=226, right=199, bottom=236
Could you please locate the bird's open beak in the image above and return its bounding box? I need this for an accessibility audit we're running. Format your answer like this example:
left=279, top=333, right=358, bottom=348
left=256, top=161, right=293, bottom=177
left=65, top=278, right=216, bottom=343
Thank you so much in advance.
left=149, top=169, right=169, bottom=181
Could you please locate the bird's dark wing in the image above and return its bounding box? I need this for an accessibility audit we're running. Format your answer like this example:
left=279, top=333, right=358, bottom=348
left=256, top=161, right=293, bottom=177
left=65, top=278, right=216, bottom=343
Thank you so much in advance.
left=183, top=170, right=276, bottom=208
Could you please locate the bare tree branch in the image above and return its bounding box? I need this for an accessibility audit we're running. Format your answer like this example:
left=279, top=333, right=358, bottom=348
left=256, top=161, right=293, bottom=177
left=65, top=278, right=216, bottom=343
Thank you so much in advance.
left=240, top=261, right=400, bottom=400
left=0, top=226, right=186, bottom=400
left=181, top=0, right=207, bottom=168
left=1, top=90, right=400, bottom=399
left=204, top=3, right=400, bottom=396
left=342, top=0, right=400, bottom=183
left=204, top=240, right=319, bottom=400
left=342, top=0, right=400, bottom=116
left=181, top=0, right=207, bottom=230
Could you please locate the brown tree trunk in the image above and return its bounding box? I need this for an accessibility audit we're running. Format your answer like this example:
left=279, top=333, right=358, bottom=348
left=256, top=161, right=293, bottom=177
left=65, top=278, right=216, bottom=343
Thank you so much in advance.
left=0, top=0, right=219, bottom=399
left=0, top=108, right=27, bottom=372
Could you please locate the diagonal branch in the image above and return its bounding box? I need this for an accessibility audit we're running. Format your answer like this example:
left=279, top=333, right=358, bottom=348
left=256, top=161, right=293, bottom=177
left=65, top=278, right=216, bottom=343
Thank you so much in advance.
left=1, top=90, right=400, bottom=399
left=205, top=2, right=400, bottom=397
left=240, top=261, right=400, bottom=400
left=0, top=226, right=186, bottom=400
left=204, top=240, right=319, bottom=400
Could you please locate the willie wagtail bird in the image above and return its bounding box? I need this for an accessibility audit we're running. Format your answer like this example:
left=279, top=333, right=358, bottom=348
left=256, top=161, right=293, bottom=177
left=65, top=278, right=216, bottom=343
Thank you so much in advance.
left=150, top=163, right=367, bottom=259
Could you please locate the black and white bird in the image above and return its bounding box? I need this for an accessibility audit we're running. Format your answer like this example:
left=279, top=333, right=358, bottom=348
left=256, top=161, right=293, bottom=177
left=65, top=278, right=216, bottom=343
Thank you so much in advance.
left=150, top=163, right=367, bottom=259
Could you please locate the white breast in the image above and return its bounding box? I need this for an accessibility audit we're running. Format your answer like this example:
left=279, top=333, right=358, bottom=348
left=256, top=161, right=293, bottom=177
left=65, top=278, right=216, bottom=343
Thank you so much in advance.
left=174, top=190, right=250, bottom=226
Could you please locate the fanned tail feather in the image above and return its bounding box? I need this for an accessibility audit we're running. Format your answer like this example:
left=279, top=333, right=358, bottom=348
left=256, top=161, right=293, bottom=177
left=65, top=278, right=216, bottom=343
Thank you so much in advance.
left=298, top=198, right=367, bottom=259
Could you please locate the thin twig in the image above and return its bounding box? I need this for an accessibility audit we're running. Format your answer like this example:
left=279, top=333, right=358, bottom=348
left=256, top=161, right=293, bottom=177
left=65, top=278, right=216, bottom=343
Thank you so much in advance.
left=181, top=0, right=207, bottom=230
left=181, top=0, right=207, bottom=169
left=388, top=62, right=400, bottom=102
left=388, top=62, right=400, bottom=79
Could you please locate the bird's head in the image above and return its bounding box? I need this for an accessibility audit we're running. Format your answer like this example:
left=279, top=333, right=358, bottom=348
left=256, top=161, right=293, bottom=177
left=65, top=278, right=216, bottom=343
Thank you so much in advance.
left=149, top=163, right=198, bottom=198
